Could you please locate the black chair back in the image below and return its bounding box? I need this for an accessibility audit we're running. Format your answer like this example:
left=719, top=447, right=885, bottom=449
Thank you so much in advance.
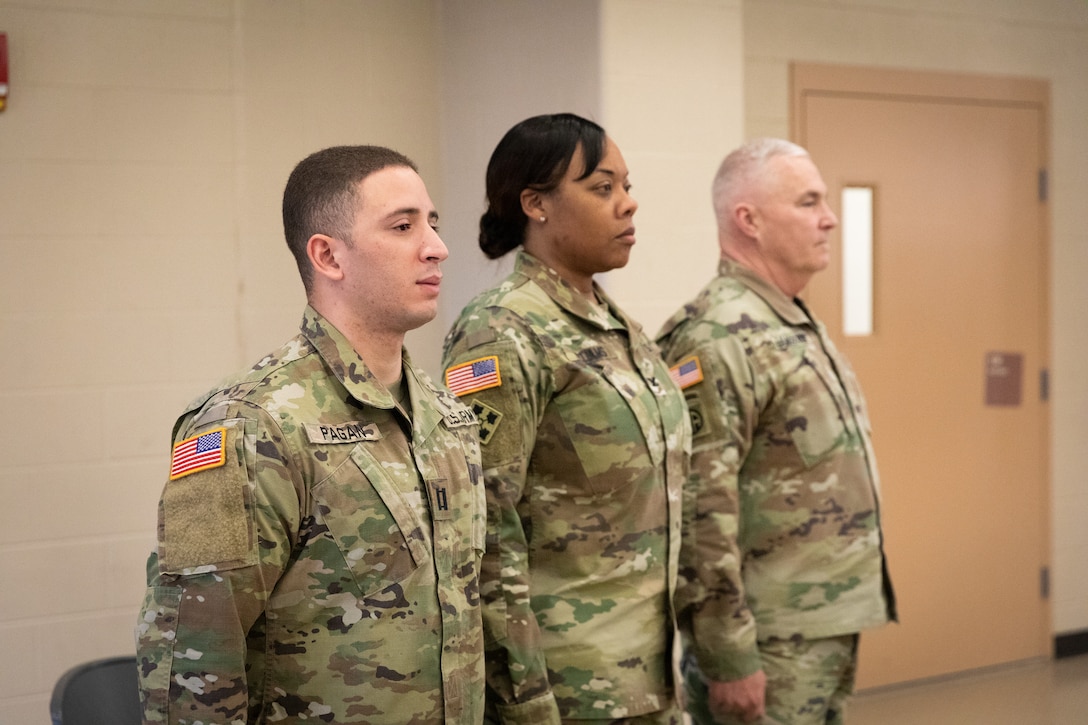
left=49, top=656, right=141, bottom=725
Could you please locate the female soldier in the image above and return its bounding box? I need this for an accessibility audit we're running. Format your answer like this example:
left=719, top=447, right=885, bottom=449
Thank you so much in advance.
left=442, top=113, right=689, bottom=724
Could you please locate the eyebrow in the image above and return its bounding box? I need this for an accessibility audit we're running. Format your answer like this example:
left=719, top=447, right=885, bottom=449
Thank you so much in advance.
left=383, top=207, right=440, bottom=224
left=587, top=166, right=629, bottom=181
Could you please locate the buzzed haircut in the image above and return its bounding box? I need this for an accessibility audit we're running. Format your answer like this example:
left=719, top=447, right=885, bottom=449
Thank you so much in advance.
left=282, top=145, right=417, bottom=292
left=711, top=138, right=809, bottom=226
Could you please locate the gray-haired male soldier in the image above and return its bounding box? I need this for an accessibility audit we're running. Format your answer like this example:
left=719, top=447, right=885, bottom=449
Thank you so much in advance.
left=658, top=138, right=896, bottom=725
left=136, top=146, right=486, bottom=724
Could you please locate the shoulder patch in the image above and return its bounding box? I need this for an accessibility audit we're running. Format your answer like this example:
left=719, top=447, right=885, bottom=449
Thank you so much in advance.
left=469, top=398, right=504, bottom=445
left=162, top=423, right=252, bottom=572
left=668, top=355, right=704, bottom=390
left=169, top=427, right=227, bottom=480
left=445, top=355, right=501, bottom=396
left=685, top=392, right=707, bottom=439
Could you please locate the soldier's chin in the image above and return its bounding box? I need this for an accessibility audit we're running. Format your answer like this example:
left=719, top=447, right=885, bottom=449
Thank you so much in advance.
left=606, top=248, right=633, bottom=272
left=406, top=306, right=439, bottom=332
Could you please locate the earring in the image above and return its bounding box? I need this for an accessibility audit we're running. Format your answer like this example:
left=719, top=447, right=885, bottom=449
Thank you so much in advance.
left=539, top=216, right=547, bottom=223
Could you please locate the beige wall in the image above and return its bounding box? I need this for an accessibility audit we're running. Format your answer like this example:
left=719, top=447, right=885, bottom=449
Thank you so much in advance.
left=599, top=0, right=743, bottom=332
left=434, top=0, right=744, bottom=345
left=1, top=0, right=1086, bottom=722
left=435, top=0, right=603, bottom=344
left=0, top=1, right=445, bottom=721
left=740, top=0, right=1088, bottom=644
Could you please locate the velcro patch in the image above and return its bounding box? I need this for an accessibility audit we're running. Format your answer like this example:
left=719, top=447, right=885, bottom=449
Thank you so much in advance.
left=445, top=355, right=501, bottom=396
left=443, top=407, right=479, bottom=428
left=685, top=392, right=707, bottom=438
left=305, top=421, right=382, bottom=444
left=578, top=346, right=609, bottom=364
left=162, top=422, right=252, bottom=571
left=169, top=427, right=226, bottom=480
left=470, top=398, right=504, bottom=445
left=669, top=355, right=704, bottom=390
left=426, top=478, right=454, bottom=521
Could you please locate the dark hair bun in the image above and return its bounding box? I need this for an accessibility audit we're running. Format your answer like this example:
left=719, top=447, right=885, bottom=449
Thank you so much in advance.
left=477, top=113, right=605, bottom=260
left=479, top=211, right=522, bottom=260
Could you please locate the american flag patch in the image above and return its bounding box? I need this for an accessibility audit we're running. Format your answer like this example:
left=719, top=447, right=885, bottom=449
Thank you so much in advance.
left=445, top=355, right=501, bottom=396
left=169, top=427, right=227, bottom=480
left=669, top=355, right=704, bottom=390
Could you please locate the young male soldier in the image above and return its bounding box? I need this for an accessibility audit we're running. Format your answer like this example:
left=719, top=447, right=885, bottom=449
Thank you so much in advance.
left=136, top=146, right=486, bottom=724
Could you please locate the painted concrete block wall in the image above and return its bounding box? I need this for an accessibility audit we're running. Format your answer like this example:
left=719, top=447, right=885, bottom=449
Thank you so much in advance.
left=599, top=0, right=744, bottom=335
left=435, top=0, right=603, bottom=348
left=0, top=1, right=443, bottom=721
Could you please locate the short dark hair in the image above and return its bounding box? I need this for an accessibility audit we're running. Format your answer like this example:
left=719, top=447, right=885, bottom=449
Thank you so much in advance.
left=282, top=145, right=418, bottom=291
left=479, top=113, right=606, bottom=259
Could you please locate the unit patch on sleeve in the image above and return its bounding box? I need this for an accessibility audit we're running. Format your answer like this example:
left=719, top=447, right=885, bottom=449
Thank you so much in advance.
left=445, top=355, right=502, bottom=396
left=684, top=393, right=707, bottom=439
left=669, top=355, right=704, bottom=390
left=470, top=398, right=504, bottom=445
left=169, top=427, right=227, bottom=480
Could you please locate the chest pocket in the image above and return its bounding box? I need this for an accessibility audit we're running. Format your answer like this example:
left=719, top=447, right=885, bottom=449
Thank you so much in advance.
left=553, top=348, right=660, bottom=483
left=783, top=355, right=852, bottom=469
left=310, top=444, right=431, bottom=598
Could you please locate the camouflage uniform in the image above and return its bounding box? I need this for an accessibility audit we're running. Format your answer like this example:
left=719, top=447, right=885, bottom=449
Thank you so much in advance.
left=656, top=259, right=895, bottom=720
left=136, top=307, right=486, bottom=725
left=681, top=634, right=858, bottom=725
left=441, top=251, right=689, bottom=724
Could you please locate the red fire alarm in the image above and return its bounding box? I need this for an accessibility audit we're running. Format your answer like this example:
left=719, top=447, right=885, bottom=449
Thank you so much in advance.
left=0, top=33, right=8, bottom=113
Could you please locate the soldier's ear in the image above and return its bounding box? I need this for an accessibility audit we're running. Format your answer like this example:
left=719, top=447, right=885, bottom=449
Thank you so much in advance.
left=520, top=188, right=547, bottom=222
left=733, top=202, right=761, bottom=239
left=307, top=234, right=345, bottom=283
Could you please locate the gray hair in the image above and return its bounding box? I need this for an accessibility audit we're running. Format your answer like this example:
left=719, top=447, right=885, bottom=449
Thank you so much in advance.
left=711, top=137, right=810, bottom=225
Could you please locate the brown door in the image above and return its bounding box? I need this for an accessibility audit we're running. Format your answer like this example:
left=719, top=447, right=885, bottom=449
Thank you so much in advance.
left=791, top=63, right=1050, bottom=689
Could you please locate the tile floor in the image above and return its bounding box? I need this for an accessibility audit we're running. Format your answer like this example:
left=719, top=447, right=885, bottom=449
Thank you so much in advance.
left=849, top=655, right=1088, bottom=724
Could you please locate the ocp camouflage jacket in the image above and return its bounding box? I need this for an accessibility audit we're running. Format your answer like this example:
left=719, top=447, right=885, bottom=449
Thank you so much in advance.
left=137, top=306, right=486, bottom=724
left=657, top=258, right=896, bottom=683
left=442, top=251, right=688, bottom=723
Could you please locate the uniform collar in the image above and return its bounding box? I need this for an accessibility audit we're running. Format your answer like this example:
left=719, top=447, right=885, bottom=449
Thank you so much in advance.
left=299, top=305, right=398, bottom=409
left=515, top=249, right=635, bottom=332
left=718, top=257, right=817, bottom=327
left=299, top=306, right=455, bottom=438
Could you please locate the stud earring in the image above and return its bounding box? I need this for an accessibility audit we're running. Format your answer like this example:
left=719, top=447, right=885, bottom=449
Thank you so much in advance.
left=539, top=216, right=547, bottom=223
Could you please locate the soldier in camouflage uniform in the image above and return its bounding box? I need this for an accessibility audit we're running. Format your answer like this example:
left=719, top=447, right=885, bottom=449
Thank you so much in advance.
left=656, top=139, right=896, bottom=724
left=441, top=114, right=689, bottom=724
left=136, top=146, right=486, bottom=724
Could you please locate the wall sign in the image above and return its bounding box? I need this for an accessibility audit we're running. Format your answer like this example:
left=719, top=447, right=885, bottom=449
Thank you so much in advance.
left=985, top=351, right=1023, bottom=406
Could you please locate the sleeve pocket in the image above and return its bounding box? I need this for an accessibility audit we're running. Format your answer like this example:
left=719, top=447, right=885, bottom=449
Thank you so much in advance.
left=136, top=585, right=182, bottom=720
